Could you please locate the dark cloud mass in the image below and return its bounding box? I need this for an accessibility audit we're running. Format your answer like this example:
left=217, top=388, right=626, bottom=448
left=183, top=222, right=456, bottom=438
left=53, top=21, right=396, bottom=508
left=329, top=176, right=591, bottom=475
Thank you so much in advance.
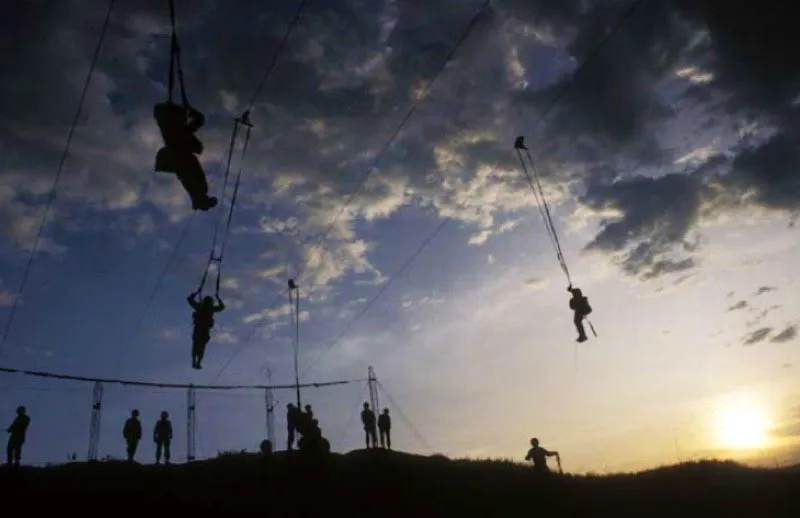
left=770, top=325, right=797, bottom=344
left=1, top=0, right=798, bottom=296
left=741, top=327, right=772, bottom=346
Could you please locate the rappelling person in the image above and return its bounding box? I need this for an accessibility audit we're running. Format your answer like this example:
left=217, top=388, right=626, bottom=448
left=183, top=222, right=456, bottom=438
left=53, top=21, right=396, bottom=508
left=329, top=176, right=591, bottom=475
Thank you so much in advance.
left=5, top=405, right=30, bottom=468
left=360, top=402, right=378, bottom=449
left=567, top=285, right=592, bottom=343
left=187, top=291, right=225, bottom=369
left=525, top=437, right=561, bottom=474
left=154, top=101, right=218, bottom=211
left=153, top=411, right=173, bottom=465
left=123, top=409, right=142, bottom=462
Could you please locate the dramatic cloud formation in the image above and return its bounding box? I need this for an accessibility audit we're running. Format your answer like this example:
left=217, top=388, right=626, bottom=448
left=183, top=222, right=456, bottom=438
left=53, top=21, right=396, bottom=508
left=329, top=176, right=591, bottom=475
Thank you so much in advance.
left=1, top=0, right=798, bottom=468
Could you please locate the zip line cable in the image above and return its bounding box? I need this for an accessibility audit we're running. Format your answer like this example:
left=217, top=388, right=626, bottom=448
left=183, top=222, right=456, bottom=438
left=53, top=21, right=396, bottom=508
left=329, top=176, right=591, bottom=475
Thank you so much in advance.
left=246, top=0, right=308, bottom=113
left=0, top=0, right=116, bottom=356
left=0, top=365, right=364, bottom=391
left=378, top=380, right=432, bottom=452
left=291, top=0, right=645, bottom=371
left=223, top=0, right=492, bottom=374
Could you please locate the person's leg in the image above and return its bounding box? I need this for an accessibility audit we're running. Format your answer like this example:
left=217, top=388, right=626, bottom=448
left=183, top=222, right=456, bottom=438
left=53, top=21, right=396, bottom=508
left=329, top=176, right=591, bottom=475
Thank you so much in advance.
left=574, top=313, right=587, bottom=341
left=6, top=438, right=12, bottom=465
left=196, top=335, right=210, bottom=368
left=387, top=430, right=391, bottom=450
left=156, top=441, right=162, bottom=464
left=164, top=440, right=171, bottom=464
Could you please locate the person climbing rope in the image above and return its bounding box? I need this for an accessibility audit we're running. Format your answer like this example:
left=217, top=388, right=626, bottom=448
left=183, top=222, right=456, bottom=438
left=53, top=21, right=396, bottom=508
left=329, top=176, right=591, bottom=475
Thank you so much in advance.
left=153, top=0, right=217, bottom=211
left=187, top=291, right=225, bottom=369
left=567, top=285, right=592, bottom=343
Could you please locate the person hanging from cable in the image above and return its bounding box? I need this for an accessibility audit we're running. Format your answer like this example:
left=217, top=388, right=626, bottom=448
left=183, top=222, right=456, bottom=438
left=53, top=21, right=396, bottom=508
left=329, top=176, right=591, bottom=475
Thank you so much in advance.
left=153, top=0, right=217, bottom=212
left=567, top=285, right=592, bottom=343
left=187, top=290, right=225, bottom=369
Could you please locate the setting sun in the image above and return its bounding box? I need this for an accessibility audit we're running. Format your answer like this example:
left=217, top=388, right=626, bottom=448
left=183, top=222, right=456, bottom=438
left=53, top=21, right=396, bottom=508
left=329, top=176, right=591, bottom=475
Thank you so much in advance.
left=715, top=402, right=769, bottom=450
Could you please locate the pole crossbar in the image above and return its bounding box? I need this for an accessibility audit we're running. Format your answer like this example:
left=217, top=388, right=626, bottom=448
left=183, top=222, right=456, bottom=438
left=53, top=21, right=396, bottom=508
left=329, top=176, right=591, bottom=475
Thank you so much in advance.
left=0, top=366, right=365, bottom=391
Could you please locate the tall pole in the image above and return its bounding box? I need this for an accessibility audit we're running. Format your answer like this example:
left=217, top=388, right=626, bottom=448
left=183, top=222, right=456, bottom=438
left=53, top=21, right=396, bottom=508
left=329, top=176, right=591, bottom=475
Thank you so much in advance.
left=288, top=278, right=301, bottom=408
left=88, top=381, right=103, bottom=461
left=187, top=385, right=196, bottom=462
left=265, top=368, right=276, bottom=446
left=368, top=366, right=380, bottom=414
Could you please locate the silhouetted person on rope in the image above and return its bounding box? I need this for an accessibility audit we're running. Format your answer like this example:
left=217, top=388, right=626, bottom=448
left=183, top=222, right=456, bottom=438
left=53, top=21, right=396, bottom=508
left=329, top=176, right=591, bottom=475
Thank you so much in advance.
left=567, top=285, right=592, bottom=343
left=378, top=408, right=391, bottom=450
left=286, top=403, right=301, bottom=451
left=187, top=291, right=225, bottom=369
left=360, top=402, right=378, bottom=449
left=153, top=411, right=173, bottom=465
left=123, top=409, right=142, bottom=462
left=5, top=405, right=30, bottom=467
left=154, top=101, right=217, bottom=211
left=525, top=438, right=561, bottom=474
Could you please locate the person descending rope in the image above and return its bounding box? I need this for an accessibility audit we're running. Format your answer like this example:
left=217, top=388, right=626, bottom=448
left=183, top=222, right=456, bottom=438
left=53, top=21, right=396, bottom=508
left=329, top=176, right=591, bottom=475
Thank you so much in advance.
left=567, top=285, right=592, bottom=343
left=514, top=136, right=597, bottom=342
left=153, top=0, right=217, bottom=211
left=187, top=291, right=225, bottom=369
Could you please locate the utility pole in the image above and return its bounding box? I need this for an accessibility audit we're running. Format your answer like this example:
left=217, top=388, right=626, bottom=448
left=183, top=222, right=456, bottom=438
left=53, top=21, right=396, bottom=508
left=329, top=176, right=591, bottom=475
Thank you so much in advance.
left=187, top=385, right=196, bottom=462
left=88, top=381, right=103, bottom=462
left=368, top=366, right=380, bottom=414
left=265, top=368, right=276, bottom=447
left=288, top=278, right=301, bottom=408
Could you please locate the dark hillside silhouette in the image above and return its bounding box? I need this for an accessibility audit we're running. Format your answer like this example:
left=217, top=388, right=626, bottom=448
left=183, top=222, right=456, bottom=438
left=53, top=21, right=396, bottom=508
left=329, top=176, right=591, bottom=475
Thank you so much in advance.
left=1, top=451, right=798, bottom=516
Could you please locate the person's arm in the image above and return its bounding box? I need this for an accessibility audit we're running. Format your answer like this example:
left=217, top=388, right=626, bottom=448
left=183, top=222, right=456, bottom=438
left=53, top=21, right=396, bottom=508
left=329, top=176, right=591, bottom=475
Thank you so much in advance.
left=187, top=292, right=200, bottom=309
left=186, top=106, right=205, bottom=132
left=214, top=297, right=225, bottom=312
left=544, top=448, right=559, bottom=457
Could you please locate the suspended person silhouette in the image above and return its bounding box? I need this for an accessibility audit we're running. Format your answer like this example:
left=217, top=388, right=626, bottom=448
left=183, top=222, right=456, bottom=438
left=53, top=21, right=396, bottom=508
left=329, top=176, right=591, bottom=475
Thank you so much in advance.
left=5, top=405, right=30, bottom=467
left=153, top=411, right=173, bottom=465
left=525, top=437, right=561, bottom=474
left=286, top=403, right=300, bottom=451
left=567, top=285, right=592, bottom=343
left=123, top=409, right=142, bottom=462
left=360, top=402, right=378, bottom=449
left=378, top=408, right=391, bottom=450
left=187, top=291, right=225, bottom=369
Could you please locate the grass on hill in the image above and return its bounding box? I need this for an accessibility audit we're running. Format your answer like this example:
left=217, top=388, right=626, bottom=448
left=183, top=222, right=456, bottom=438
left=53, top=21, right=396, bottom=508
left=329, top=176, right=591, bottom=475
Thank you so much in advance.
left=2, top=449, right=799, bottom=516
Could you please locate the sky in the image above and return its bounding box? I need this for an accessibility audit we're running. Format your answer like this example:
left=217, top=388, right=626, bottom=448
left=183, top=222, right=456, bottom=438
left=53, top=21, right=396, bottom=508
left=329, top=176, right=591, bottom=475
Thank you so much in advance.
left=0, top=0, right=799, bottom=473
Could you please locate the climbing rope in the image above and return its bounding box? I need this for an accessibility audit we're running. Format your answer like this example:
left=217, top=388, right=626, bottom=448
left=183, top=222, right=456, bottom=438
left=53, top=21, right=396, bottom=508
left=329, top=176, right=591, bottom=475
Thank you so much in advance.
left=513, top=136, right=571, bottom=286
left=193, top=112, right=253, bottom=300
left=167, top=0, right=189, bottom=107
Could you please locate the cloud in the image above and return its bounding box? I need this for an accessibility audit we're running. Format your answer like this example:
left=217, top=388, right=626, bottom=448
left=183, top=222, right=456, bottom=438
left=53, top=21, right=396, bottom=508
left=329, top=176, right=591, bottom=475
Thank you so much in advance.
left=754, top=286, right=776, bottom=296
left=726, top=300, right=748, bottom=311
left=741, top=327, right=772, bottom=346
left=770, top=325, right=797, bottom=344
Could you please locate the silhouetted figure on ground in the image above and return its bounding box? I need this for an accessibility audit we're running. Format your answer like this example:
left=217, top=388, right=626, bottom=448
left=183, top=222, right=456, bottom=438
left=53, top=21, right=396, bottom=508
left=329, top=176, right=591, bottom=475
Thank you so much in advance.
left=525, top=437, right=561, bottom=474
left=567, top=285, right=592, bottom=342
left=5, top=406, right=30, bottom=467
left=187, top=291, right=225, bottom=369
left=286, top=403, right=300, bottom=450
left=378, top=408, right=391, bottom=450
left=298, top=418, right=330, bottom=456
left=153, top=411, right=173, bottom=465
left=154, top=101, right=217, bottom=211
left=360, top=402, right=378, bottom=449
left=259, top=439, right=272, bottom=456
left=298, top=404, right=314, bottom=436
left=123, top=409, right=142, bottom=462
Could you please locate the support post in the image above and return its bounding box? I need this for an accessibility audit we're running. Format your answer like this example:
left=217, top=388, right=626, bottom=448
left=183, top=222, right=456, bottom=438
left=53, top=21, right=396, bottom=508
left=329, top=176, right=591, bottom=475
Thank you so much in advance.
left=288, top=278, right=301, bottom=408
left=265, top=381, right=276, bottom=447
left=187, top=385, right=196, bottom=462
left=88, top=381, right=103, bottom=462
left=368, top=366, right=380, bottom=415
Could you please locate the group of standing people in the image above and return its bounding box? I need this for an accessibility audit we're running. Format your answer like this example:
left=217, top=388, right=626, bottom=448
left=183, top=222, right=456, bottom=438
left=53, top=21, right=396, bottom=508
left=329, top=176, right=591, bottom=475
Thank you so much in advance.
left=286, top=403, right=330, bottom=455
left=360, top=402, right=392, bottom=450
left=122, top=409, right=173, bottom=464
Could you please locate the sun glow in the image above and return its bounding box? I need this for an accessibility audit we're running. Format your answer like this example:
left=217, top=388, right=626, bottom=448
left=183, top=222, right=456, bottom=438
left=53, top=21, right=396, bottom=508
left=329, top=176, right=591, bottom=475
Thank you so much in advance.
left=714, top=395, right=770, bottom=450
